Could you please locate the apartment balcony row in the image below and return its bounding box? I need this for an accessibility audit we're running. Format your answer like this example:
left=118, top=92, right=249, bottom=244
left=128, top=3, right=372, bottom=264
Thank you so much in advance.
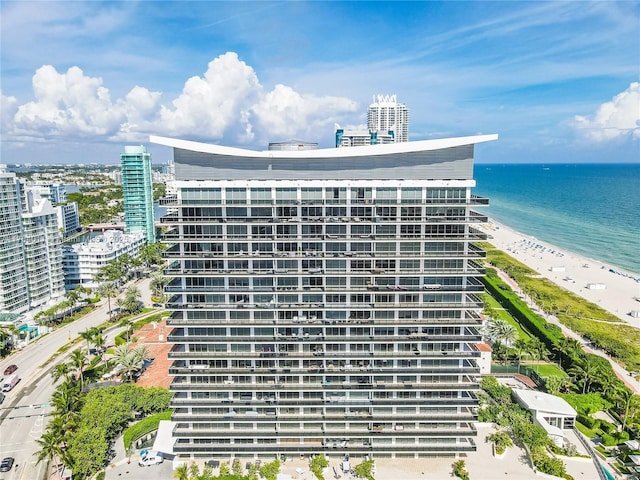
left=167, top=333, right=482, bottom=344
left=163, top=262, right=484, bottom=275
left=159, top=196, right=488, bottom=207
left=165, top=287, right=484, bottom=298
left=170, top=397, right=478, bottom=408
left=168, top=368, right=479, bottom=379
left=171, top=443, right=477, bottom=455
left=168, top=379, right=478, bottom=391
left=166, top=317, right=484, bottom=328
left=171, top=414, right=476, bottom=424
left=165, top=300, right=484, bottom=312
left=160, top=213, right=487, bottom=223
left=172, top=426, right=476, bottom=438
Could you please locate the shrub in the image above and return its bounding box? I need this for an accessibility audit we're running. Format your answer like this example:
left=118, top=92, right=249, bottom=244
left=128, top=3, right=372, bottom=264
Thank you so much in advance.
left=452, top=459, right=469, bottom=480
left=310, top=455, right=329, bottom=480
left=576, top=414, right=599, bottom=430
left=599, top=420, right=615, bottom=434
left=122, top=409, right=172, bottom=449
left=602, top=431, right=629, bottom=446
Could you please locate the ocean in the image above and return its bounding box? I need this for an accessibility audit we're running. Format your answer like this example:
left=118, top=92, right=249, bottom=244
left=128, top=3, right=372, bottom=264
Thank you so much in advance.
left=472, top=163, right=640, bottom=275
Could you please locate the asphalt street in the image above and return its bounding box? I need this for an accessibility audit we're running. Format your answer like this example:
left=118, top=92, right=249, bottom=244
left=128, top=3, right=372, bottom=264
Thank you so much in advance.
left=0, top=277, right=154, bottom=480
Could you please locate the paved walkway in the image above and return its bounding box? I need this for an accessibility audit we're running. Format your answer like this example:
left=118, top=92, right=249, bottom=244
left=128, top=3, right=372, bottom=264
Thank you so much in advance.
left=496, top=270, right=640, bottom=393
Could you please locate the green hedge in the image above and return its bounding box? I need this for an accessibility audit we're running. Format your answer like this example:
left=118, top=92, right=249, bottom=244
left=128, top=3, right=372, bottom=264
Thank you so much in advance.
left=122, top=409, right=173, bottom=450
left=576, top=414, right=599, bottom=430
left=482, top=269, right=562, bottom=350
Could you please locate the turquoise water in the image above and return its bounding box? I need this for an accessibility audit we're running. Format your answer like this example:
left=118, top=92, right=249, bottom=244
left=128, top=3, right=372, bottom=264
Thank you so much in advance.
left=602, top=465, right=615, bottom=480
left=473, top=163, right=640, bottom=275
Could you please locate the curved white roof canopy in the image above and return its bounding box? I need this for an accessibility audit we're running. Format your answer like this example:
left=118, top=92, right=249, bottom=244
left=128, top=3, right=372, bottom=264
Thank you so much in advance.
left=149, top=134, right=498, bottom=159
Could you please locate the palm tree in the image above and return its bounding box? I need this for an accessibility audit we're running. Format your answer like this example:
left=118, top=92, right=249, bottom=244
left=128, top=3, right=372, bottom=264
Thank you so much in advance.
left=78, top=327, right=97, bottom=352
left=98, top=281, right=117, bottom=320
left=486, top=319, right=518, bottom=348
left=51, top=380, right=82, bottom=426
left=173, top=464, right=189, bottom=480
left=34, top=431, right=63, bottom=479
left=150, top=271, right=167, bottom=298
left=569, top=356, right=600, bottom=394
left=0, top=324, right=18, bottom=354
left=92, top=333, right=106, bottom=354
left=113, top=344, right=150, bottom=382
left=65, top=289, right=81, bottom=316
left=613, top=387, right=640, bottom=432
left=526, top=337, right=549, bottom=372
left=556, top=337, right=583, bottom=363
left=513, top=339, right=529, bottom=374
left=120, top=285, right=143, bottom=315
left=51, top=363, right=71, bottom=384
left=70, top=349, right=87, bottom=389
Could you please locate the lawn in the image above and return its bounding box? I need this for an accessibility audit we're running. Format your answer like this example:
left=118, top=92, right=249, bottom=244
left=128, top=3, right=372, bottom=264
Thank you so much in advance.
left=533, top=363, right=568, bottom=378
left=483, top=294, right=532, bottom=340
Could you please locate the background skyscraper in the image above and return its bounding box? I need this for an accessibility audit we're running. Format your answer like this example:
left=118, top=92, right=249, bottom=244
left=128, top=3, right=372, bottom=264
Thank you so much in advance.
left=121, top=145, right=156, bottom=243
left=367, top=94, right=409, bottom=143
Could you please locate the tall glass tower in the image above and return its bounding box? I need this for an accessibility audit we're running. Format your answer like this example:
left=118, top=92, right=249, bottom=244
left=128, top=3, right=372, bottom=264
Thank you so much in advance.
left=152, top=133, right=497, bottom=462
left=121, top=145, right=156, bottom=243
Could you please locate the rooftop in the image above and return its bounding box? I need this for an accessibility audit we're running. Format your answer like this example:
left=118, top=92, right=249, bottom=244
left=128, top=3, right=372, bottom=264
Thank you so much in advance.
left=513, top=389, right=577, bottom=417
left=150, top=134, right=498, bottom=159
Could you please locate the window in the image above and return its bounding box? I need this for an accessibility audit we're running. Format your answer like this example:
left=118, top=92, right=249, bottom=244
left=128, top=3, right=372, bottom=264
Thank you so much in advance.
left=250, top=188, right=272, bottom=204
left=226, top=188, right=247, bottom=204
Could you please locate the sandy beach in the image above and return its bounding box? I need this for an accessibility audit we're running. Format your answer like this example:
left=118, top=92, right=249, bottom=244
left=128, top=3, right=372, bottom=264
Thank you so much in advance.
left=479, top=220, right=640, bottom=326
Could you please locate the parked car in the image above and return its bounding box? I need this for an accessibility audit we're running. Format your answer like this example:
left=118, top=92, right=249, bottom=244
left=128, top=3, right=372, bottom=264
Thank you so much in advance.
left=3, top=364, right=17, bottom=376
left=138, top=450, right=163, bottom=466
left=0, top=456, right=15, bottom=472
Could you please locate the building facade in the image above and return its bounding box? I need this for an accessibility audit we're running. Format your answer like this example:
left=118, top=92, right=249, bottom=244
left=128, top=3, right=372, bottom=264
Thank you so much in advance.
left=0, top=172, right=64, bottom=313
left=62, top=229, right=145, bottom=289
left=335, top=126, right=396, bottom=148
left=121, top=145, right=156, bottom=243
left=367, top=94, right=409, bottom=143
left=56, top=202, right=81, bottom=237
left=151, top=133, right=496, bottom=461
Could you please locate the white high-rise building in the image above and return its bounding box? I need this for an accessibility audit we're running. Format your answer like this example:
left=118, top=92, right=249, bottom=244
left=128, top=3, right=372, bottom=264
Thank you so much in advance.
left=151, top=132, right=496, bottom=462
left=0, top=171, right=64, bottom=313
left=57, top=202, right=81, bottom=238
left=367, top=94, right=409, bottom=143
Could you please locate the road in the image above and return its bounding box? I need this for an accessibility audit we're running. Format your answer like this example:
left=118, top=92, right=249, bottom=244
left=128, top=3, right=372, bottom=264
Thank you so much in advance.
left=0, top=277, right=154, bottom=480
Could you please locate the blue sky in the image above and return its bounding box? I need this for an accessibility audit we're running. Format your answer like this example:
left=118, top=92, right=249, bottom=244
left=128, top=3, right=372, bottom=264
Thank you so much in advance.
left=1, top=1, right=639, bottom=164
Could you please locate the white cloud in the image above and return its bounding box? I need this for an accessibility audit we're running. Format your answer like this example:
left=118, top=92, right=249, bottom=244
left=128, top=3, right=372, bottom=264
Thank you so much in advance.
left=572, top=82, right=640, bottom=142
left=3, top=52, right=358, bottom=147
left=14, top=65, right=124, bottom=137
left=251, top=84, right=358, bottom=141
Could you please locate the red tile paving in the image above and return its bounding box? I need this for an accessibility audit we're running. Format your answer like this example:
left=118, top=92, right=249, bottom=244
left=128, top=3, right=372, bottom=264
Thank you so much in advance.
left=130, top=319, right=173, bottom=388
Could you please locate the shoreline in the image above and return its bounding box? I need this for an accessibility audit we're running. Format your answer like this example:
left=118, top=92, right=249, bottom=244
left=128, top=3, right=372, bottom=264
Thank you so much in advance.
left=479, top=219, right=640, bottom=326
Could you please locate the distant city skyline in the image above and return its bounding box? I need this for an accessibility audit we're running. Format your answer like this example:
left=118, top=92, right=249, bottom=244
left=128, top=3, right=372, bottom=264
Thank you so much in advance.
left=1, top=1, right=638, bottom=164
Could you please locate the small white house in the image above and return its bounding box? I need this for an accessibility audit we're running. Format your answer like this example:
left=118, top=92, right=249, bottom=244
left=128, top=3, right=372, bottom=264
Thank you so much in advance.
left=513, top=389, right=577, bottom=447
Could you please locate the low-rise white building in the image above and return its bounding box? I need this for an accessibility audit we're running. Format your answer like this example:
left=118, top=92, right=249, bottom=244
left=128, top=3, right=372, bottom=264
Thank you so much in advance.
left=513, top=389, right=577, bottom=446
left=63, top=229, right=145, bottom=289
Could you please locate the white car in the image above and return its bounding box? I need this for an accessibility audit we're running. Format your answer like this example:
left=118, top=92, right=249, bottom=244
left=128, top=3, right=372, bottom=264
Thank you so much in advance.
left=138, top=453, right=163, bottom=466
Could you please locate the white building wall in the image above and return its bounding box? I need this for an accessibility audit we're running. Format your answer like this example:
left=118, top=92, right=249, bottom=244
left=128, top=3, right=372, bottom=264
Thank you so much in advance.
left=63, top=230, right=145, bottom=289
